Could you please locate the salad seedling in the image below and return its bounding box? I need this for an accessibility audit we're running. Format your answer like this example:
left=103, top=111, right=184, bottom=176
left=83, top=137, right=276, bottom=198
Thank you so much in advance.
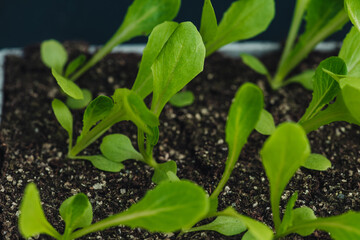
left=40, top=0, right=181, bottom=107
left=240, top=0, right=350, bottom=90
left=52, top=22, right=205, bottom=180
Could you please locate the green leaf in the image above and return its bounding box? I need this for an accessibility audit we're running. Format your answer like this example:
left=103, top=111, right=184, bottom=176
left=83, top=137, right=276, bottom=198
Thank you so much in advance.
left=279, top=192, right=298, bottom=234
left=241, top=54, right=270, bottom=76
left=60, top=193, right=93, bottom=235
left=152, top=160, right=178, bottom=184
left=115, top=0, right=181, bottom=43
left=286, top=70, right=315, bottom=90
left=186, top=216, right=246, bottom=236
left=220, top=207, right=273, bottom=240
left=340, top=78, right=360, bottom=122
left=345, top=0, right=360, bottom=32
left=82, top=96, right=113, bottom=136
left=260, top=123, right=310, bottom=230
left=205, top=0, right=275, bottom=56
left=242, top=231, right=256, bottom=240
left=255, top=109, right=275, bottom=135
left=151, top=22, right=205, bottom=116
left=226, top=83, right=264, bottom=165
left=79, top=155, right=125, bottom=172
left=169, top=91, right=195, bottom=107
left=52, top=68, right=84, bottom=100
left=41, top=39, right=68, bottom=73
left=291, top=207, right=316, bottom=236
left=132, top=21, right=179, bottom=99
left=300, top=57, right=347, bottom=122
left=65, top=54, right=86, bottom=78
left=103, top=181, right=209, bottom=232
left=200, top=0, right=218, bottom=44
left=100, top=134, right=143, bottom=162
left=339, top=27, right=360, bottom=76
left=291, top=211, right=360, bottom=239
left=66, top=89, right=93, bottom=110
left=303, top=153, right=331, bottom=171
left=52, top=98, right=73, bottom=139
left=19, top=183, right=61, bottom=239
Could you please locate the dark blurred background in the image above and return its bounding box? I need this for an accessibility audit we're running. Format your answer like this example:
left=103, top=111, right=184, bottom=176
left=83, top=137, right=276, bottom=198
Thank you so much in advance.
left=0, top=0, right=351, bottom=49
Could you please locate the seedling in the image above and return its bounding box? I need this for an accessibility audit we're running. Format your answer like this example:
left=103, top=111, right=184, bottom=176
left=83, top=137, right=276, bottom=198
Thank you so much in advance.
left=40, top=0, right=181, bottom=108
left=51, top=22, right=206, bottom=183
left=240, top=0, right=350, bottom=90
left=20, top=83, right=359, bottom=239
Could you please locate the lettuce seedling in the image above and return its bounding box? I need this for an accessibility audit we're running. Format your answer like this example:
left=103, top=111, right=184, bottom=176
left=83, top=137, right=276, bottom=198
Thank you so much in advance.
left=19, top=180, right=209, bottom=239
left=241, top=0, right=350, bottom=90
left=51, top=22, right=205, bottom=178
left=40, top=0, right=181, bottom=108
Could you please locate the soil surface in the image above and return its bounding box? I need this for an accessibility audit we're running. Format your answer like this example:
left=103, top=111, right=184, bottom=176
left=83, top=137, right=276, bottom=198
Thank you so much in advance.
left=1, top=42, right=359, bottom=240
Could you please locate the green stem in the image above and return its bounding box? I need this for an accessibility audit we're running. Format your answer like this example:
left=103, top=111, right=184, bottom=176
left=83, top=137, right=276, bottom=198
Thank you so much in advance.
left=272, top=10, right=348, bottom=89
left=272, top=191, right=281, bottom=234
left=137, top=128, right=158, bottom=168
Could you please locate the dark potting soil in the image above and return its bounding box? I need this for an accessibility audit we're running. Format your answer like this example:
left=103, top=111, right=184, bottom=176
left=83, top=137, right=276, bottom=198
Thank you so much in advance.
left=0, top=42, right=359, bottom=240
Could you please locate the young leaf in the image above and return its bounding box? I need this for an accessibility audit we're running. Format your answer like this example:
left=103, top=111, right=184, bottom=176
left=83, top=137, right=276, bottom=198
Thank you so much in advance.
left=255, top=109, right=276, bottom=135
left=19, top=183, right=61, bottom=239
left=240, top=53, right=270, bottom=77
left=169, top=91, right=195, bottom=107
left=340, top=78, right=360, bottom=122
left=345, top=0, right=360, bottom=32
left=82, top=96, right=114, bottom=136
left=132, top=21, right=179, bottom=99
left=64, top=54, right=86, bottom=78
left=300, top=57, right=347, bottom=122
left=286, top=70, right=315, bottom=90
left=279, top=192, right=298, bottom=234
left=79, top=155, right=125, bottom=172
left=339, top=27, right=360, bottom=76
left=200, top=0, right=218, bottom=44
left=303, top=153, right=331, bottom=171
left=291, top=207, right=316, bottom=236
left=66, top=89, right=93, bottom=110
left=100, top=134, right=143, bottom=162
left=152, top=160, right=178, bottom=184
left=41, top=39, right=68, bottom=74
left=52, top=68, right=84, bottom=100
left=52, top=98, right=73, bottom=140
left=60, top=193, right=93, bottom=235
left=185, top=216, right=246, bottom=236
left=151, top=22, right=205, bottom=116
left=260, top=123, right=310, bottom=231
left=205, top=0, right=275, bottom=56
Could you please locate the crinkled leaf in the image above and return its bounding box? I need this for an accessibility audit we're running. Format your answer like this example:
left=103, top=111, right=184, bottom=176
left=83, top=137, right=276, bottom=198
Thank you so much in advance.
left=291, top=207, right=316, bottom=236
left=300, top=57, right=347, bottom=122
left=82, top=96, right=113, bottom=136
left=339, top=27, right=360, bottom=76
left=106, top=181, right=209, bottom=232
left=255, top=109, right=275, bottom=135
left=205, top=0, right=275, bottom=56
left=345, top=0, right=360, bottom=32
left=100, top=134, right=143, bottom=162
left=52, top=68, right=84, bottom=99
left=115, top=0, right=181, bottom=43
left=152, top=160, right=178, bottom=184
left=279, top=192, right=298, bottom=234
left=132, top=21, right=179, bottom=99
left=41, top=39, right=67, bottom=73
left=340, top=78, right=360, bottom=122
left=303, top=153, right=331, bottom=171
left=151, top=22, right=205, bottom=116
left=260, top=123, right=310, bottom=228
left=65, top=54, right=86, bottom=78
left=286, top=70, right=315, bottom=90
left=186, top=216, right=246, bottom=236
left=19, top=183, right=61, bottom=239
left=66, top=89, right=93, bottom=110
left=80, top=155, right=125, bottom=172
left=169, top=91, right=195, bottom=107
left=59, top=193, right=93, bottom=233
left=200, top=0, right=218, bottom=44
left=52, top=98, right=73, bottom=139
left=241, top=53, right=269, bottom=76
